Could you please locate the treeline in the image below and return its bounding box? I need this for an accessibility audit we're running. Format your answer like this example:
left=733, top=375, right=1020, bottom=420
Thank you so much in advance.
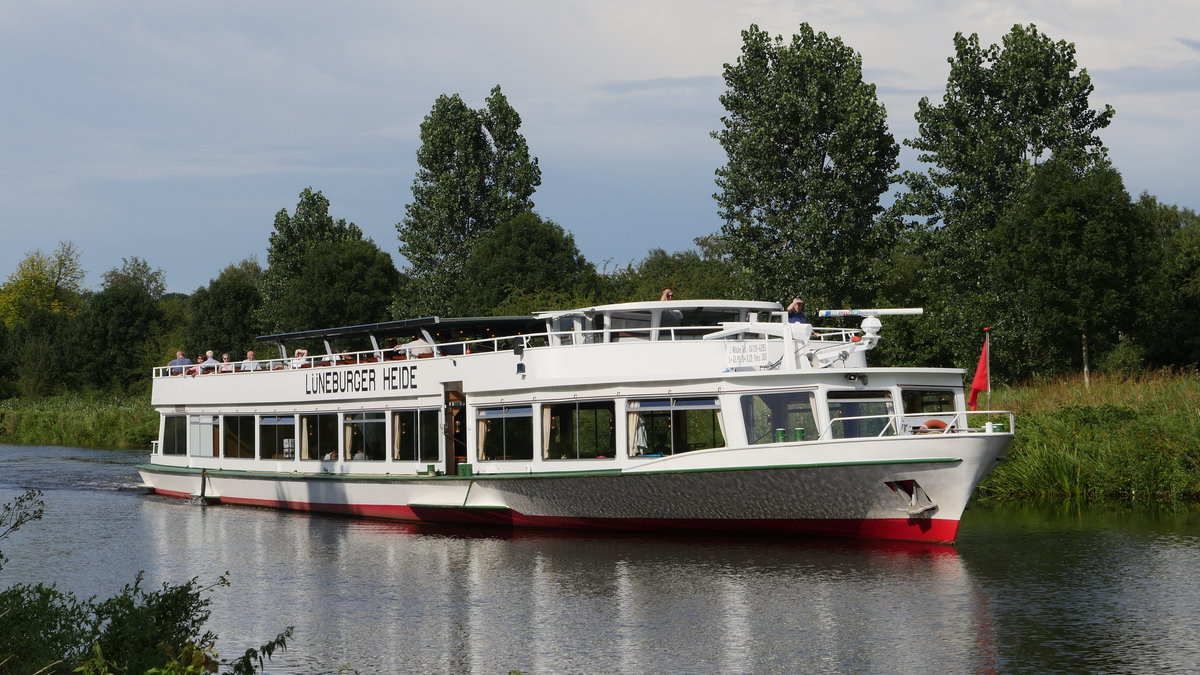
left=1, top=23, right=1198, bottom=401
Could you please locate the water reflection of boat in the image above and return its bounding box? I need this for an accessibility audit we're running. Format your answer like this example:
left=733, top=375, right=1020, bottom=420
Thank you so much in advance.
left=138, top=300, right=1013, bottom=543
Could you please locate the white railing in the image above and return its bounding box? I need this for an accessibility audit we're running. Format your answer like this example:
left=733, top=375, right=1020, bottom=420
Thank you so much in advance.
left=821, top=410, right=1016, bottom=440
left=151, top=321, right=871, bottom=378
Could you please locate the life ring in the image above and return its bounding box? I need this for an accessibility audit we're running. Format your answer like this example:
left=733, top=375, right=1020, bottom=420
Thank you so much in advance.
left=916, top=419, right=949, bottom=433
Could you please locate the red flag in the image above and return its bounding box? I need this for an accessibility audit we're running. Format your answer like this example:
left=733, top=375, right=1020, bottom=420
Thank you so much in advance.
left=968, top=330, right=989, bottom=410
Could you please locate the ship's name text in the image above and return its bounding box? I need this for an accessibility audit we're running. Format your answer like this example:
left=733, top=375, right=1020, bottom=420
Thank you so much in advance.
left=304, top=365, right=417, bottom=395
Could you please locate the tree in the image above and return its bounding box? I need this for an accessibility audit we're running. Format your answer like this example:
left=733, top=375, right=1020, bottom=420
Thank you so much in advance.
left=457, top=212, right=596, bottom=316
left=102, top=257, right=166, bottom=300
left=1135, top=195, right=1200, bottom=367
left=599, top=243, right=741, bottom=305
left=187, top=259, right=264, bottom=356
left=396, top=86, right=541, bottom=316
left=713, top=24, right=898, bottom=308
left=74, top=265, right=165, bottom=390
left=888, top=24, right=1118, bottom=372
left=260, top=188, right=364, bottom=332
left=0, top=242, right=86, bottom=329
left=275, top=238, right=399, bottom=331
left=987, top=158, right=1147, bottom=378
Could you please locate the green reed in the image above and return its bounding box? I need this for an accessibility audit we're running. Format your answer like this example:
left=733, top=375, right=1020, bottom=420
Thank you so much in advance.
left=978, top=370, right=1200, bottom=501
left=0, top=393, right=157, bottom=450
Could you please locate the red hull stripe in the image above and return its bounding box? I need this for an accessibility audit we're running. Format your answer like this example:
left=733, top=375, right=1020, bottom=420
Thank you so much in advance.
left=171, top=492, right=961, bottom=543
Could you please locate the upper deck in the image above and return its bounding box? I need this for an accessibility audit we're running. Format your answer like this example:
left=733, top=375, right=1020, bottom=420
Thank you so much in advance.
left=152, top=300, right=952, bottom=409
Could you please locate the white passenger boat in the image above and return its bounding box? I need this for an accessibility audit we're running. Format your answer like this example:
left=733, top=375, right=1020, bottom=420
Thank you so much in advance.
left=138, top=300, right=1013, bottom=543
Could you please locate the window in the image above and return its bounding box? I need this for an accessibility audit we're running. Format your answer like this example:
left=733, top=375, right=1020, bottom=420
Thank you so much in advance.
left=477, top=406, right=533, bottom=461
left=543, top=401, right=615, bottom=459
left=827, top=390, right=895, bottom=439
left=344, top=412, right=386, bottom=461
left=300, top=413, right=338, bottom=460
left=162, top=416, right=187, bottom=455
left=222, top=415, right=256, bottom=458
left=608, top=311, right=651, bottom=342
left=392, top=409, right=440, bottom=462
left=901, top=390, right=956, bottom=414
left=260, top=416, right=296, bottom=459
left=741, top=391, right=817, bottom=444
left=188, top=416, right=218, bottom=457
left=664, top=308, right=745, bottom=340
left=627, top=397, right=724, bottom=457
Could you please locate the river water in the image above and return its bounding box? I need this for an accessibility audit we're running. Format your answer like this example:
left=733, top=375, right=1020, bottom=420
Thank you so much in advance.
left=2, top=444, right=1198, bottom=673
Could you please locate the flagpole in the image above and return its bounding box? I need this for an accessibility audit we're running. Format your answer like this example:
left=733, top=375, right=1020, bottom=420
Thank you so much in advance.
left=984, top=326, right=991, bottom=412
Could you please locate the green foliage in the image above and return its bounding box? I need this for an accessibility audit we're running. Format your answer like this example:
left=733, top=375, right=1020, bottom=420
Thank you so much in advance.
left=884, top=24, right=1123, bottom=377
left=260, top=188, right=364, bottom=333
left=713, top=23, right=898, bottom=308
left=456, top=212, right=597, bottom=316
left=187, top=259, right=264, bottom=357
left=0, top=392, right=158, bottom=449
left=0, top=241, right=86, bottom=329
left=74, top=278, right=165, bottom=391
left=598, top=244, right=740, bottom=304
left=277, top=238, right=399, bottom=329
left=397, top=86, right=541, bottom=316
left=979, top=372, right=1200, bottom=500
left=0, top=492, right=293, bottom=674
left=102, top=257, right=167, bottom=301
left=1134, top=195, right=1200, bottom=367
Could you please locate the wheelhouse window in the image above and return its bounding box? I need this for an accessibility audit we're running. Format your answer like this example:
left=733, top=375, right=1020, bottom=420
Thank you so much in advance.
left=260, top=416, right=296, bottom=459
left=344, top=412, right=386, bottom=461
left=741, top=391, right=816, bottom=444
left=188, top=416, right=218, bottom=457
left=543, top=400, right=615, bottom=460
left=827, top=390, right=895, bottom=439
left=477, top=406, right=533, bottom=461
left=628, top=397, right=724, bottom=457
left=663, top=308, right=745, bottom=340
left=901, top=389, right=956, bottom=414
left=300, top=413, right=338, bottom=460
left=162, top=415, right=187, bottom=455
left=222, top=415, right=255, bottom=459
left=392, top=409, right=440, bottom=462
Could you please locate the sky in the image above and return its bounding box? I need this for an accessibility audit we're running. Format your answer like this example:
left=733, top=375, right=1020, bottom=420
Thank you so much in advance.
left=2, top=1, right=1198, bottom=294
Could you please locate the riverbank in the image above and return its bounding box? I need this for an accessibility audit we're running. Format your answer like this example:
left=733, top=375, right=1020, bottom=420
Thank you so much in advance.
left=2, top=372, right=1197, bottom=500
left=978, top=370, right=1200, bottom=501
left=0, top=393, right=157, bottom=450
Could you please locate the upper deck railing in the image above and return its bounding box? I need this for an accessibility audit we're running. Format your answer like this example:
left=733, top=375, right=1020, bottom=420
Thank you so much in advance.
left=152, top=321, right=869, bottom=379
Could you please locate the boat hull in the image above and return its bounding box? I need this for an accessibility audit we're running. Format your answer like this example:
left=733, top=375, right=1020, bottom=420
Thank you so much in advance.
left=137, top=435, right=1007, bottom=544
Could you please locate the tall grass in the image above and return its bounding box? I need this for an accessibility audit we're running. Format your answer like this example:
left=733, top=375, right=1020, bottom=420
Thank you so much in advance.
left=979, top=370, right=1200, bottom=501
left=0, top=393, right=157, bottom=450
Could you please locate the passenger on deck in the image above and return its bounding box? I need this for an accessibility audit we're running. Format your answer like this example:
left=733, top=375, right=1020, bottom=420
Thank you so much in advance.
left=187, top=352, right=206, bottom=376
left=323, top=351, right=341, bottom=366
left=200, top=350, right=220, bottom=373
left=240, top=350, right=260, bottom=372
left=660, top=288, right=683, bottom=327
left=406, top=337, right=434, bottom=357
left=168, top=351, right=192, bottom=375
left=290, top=348, right=308, bottom=368
left=787, top=297, right=809, bottom=324
left=218, top=353, right=235, bottom=373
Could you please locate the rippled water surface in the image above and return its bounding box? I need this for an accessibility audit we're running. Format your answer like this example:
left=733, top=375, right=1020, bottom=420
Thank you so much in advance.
left=2, top=444, right=1199, bottom=673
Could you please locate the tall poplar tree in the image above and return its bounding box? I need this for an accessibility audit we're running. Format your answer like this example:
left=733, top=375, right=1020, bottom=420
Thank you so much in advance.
left=396, top=86, right=541, bottom=317
left=713, top=24, right=898, bottom=308
left=891, top=23, right=1118, bottom=372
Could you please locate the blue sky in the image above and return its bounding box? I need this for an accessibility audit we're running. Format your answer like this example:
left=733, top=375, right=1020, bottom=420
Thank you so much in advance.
left=3, top=1, right=1198, bottom=294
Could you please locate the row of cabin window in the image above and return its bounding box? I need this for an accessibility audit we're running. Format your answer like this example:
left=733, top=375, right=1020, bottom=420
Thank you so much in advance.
left=160, top=389, right=957, bottom=461
left=160, top=409, right=439, bottom=462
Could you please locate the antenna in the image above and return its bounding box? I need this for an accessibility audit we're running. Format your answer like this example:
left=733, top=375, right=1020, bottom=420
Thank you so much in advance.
left=817, top=308, right=924, bottom=317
